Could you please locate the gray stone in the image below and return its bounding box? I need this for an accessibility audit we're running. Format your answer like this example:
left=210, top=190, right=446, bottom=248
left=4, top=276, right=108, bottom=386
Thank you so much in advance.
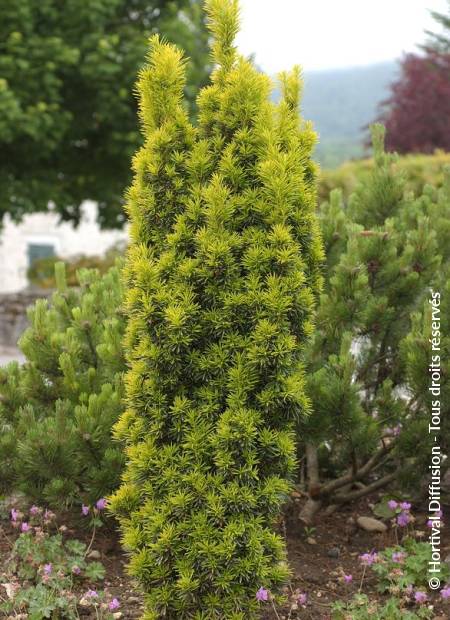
left=357, top=516, right=387, bottom=533
left=87, top=549, right=101, bottom=559
left=327, top=547, right=340, bottom=558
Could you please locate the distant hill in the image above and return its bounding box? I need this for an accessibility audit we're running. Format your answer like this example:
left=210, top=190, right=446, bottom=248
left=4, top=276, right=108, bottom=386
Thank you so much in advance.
left=299, top=61, right=399, bottom=168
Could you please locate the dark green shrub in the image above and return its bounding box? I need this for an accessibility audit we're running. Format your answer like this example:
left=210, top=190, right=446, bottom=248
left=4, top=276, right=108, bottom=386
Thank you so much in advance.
left=299, top=128, right=450, bottom=522
left=109, top=0, right=323, bottom=616
left=0, top=263, right=125, bottom=506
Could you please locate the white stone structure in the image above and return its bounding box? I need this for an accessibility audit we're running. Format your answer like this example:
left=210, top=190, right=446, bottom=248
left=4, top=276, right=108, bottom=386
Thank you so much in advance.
left=0, top=201, right=128, bottom=293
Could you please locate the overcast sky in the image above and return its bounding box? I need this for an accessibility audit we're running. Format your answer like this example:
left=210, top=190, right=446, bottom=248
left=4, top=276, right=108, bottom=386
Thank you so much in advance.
left=235, top=0, right=449, bottom=73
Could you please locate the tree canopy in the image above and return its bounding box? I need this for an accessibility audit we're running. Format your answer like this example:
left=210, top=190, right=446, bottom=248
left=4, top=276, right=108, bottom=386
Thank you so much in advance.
left=0, top=0, right=210, bottom=228
left=379, top=52, right=450, bottom=154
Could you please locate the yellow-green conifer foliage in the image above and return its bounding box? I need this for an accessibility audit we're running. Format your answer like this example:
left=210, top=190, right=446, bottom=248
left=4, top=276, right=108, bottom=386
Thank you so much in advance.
left=110, top=1, right=323, bottom=617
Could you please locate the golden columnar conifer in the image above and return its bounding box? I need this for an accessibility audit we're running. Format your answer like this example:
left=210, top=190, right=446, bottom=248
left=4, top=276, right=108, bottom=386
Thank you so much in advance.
left=110, top=1, right=323, bottom=617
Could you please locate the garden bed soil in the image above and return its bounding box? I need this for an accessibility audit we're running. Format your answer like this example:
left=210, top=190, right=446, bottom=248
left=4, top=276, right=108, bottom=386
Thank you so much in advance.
left=1, top=494, right=449, bottom=619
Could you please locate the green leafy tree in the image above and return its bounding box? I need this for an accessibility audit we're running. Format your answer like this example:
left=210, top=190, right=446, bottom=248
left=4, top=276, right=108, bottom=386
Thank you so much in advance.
left=0, top=263, right=125, bottom=506
left=109, top=0, right=323, bottom=616
left=298, top=127, right=450, bottom=523
left=0, top=0, right=210, bottom=228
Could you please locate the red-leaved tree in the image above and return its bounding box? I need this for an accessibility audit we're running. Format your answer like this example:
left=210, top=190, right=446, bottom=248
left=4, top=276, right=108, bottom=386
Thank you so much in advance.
left=378, top=51, right=450, bottom=153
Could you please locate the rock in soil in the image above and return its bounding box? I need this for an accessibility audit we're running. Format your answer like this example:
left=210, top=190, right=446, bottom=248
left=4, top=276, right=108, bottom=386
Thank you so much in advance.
left=87, top=549, right=102, bottom=559
left=356, top=516, right=387, bottom=533
left=327, top=547, right=340, bottom=558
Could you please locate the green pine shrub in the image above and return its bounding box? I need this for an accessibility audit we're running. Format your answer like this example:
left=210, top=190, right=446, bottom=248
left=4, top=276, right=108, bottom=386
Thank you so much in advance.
left=318, top=150, right=450, bottom=203
left=0, top=262, right=125, bottom=506
left=401, top=270, right=450, bottom=480
left=109, top=0, right=323, bottom=616
left=299, top=127, right=450, bottom=522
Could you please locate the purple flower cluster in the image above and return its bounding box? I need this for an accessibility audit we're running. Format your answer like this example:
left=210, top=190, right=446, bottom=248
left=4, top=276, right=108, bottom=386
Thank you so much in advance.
left=96, top=498, right=107, bottom=511
left=43, top=563, right=53, bottom=575
left=414, top=590, right=427, bottom=604
left=397, top=512, right=410, bottom=527
left=255, top=586, right=307, bottom=611
left=85, top=589, right=99, bottom=599
left=9, top=504, right=58, bottom=535
left=359, top=551, right=378, bottom=566
left=81, top=498, right=107, bottom=516
left=404, top=582, right=450, bottom=605
left=109, top=598, right=120, bottom=610
left=387, top=499, right=413, bottom=528
left=81, top=590, right=120, bottom=610
left=10, top=508, right=20, bottom=523
left=256, top=587, right=268, bottom=602
left=7, top=502, right=119, bottom=616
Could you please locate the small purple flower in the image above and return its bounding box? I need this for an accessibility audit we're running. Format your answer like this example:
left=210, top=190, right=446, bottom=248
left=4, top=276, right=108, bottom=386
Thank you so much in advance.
left=72, top=565, right=81, bottom=575
left=441, top=586, right=450, bottom=600
left=81, top=505, right=90, bottom=516
left=109, top=598, right=120, bottom=611
left=397, top=512, right=410, bottom=527
left=386, top=425, right=401, bottom=437
left=21, top=522, right=30, bottom=532
left=10, top=508, right=19, bottom=522
left=29, top=505, right=40, bottom=516
left=96, top=498, right=107, bottom=511
left=359, top=552, right=378, bottom=566
left=43, top=563, right=52, bottom=575
left=44, top=509, right=55, bottom=521
left=297, top=592, right=307, bottom=606
left=392, top=551, right=407, bottom=563
left=399, top=502, right=411, bottom=511
left=414, top=591, right=427, bottom=604
left=344, top=574, right=353, bottom=583
left=256, top=587, right=269, bottom=602
left=388, top=500, right=398, bottom=510
left=86, top=589, right=98, bottom=598
left=427, top=519, right=435, bottom=528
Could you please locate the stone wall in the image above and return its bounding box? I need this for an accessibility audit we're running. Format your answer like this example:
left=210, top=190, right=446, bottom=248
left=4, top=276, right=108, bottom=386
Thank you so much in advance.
left=0, top=289, right=49, bottom=349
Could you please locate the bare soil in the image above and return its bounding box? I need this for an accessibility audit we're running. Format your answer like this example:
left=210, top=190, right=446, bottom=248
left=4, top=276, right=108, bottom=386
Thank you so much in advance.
left=1, top=494, right=449, bottom=619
